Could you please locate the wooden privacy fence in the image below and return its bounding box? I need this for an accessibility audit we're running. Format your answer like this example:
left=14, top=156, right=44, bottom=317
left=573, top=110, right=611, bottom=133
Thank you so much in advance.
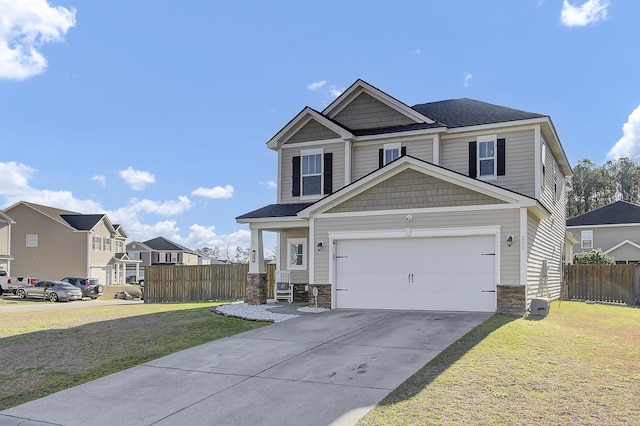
left=144, top=263, right=276, bottom=303
left=566, top=264, right=639, bottom=305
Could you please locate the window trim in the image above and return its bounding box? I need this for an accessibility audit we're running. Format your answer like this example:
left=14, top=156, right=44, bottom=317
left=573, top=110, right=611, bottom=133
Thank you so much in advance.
left=581, top=230, right=593, bottom=249
left=300, top=148, right=323, bottom=199
left=383, top=142, right=401, bottom=165
left=287, top=238, right=307, bottom=271
left=477, top=135, right=497, bottom=180
left=26, top=234, right=38, bottom=247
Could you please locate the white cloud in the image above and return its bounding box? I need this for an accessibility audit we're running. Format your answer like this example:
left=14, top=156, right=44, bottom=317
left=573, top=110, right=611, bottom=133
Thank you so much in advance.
left=0, top=0, right=76, bottom=80
left=413, top=49, right=422, bottom=55
left=191, top=185, right=234, bottom=199
left=260, top=180, right=277, bottom=190
left=119, top=167, right=155, bottom=190
left=0, top=161, right=36, bottom=194
left=329, top=86, right=343, bottom=97
left=92, top=175, right=106, bottom=186
left=307, top=80, right=326, bottom=91
left=464, top=72, right=473, bottom=88
left=607, top=105, right=640, bottom=161
left=561, top=0, right=609, bottom=27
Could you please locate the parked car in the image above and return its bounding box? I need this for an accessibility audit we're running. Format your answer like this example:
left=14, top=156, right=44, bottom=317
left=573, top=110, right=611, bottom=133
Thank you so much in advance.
left=60, top=277, right=104, bottom=299
left=16, top=280, right=83, bottom=302
left=0, top=270, right=9, bottom=295
left=7, top=276, right=38, bottom=295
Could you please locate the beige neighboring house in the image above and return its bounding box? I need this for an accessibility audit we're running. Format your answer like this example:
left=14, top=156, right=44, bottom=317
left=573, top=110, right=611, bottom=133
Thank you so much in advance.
left=126, top=237, right=199, bottom=280
left=237, top=79, right=572, bottom=315
left=0, top=211, right=15, bottom=273
left=567, top=200, right=640, bottom=264
left=4, top=201, right=134, bottom=284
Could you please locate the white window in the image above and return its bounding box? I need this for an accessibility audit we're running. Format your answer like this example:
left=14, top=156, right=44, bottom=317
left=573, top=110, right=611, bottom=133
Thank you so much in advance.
left=26, top=234, right=38, bottom=247
left=581, top=230, right=593, bottom=249
left=301, top=149, right=322, bottom=197
left=287, top=238, right=307, bottom=270
left=541, top=141, right=547, bottom=190
left=92, top=235, right=102, bottom=250
left=115, top=240, right=124, bottom=253
left=477, top=135, right=496, bottom=179
left=103, top=238, right=112, bottom=252
left=383, top=142, right=401, bottom=165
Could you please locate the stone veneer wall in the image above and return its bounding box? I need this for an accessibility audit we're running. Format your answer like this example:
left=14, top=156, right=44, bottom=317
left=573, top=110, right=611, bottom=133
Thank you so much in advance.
left=497, top=285, right=526, bottom=316
left=247, top=273, right=267, bottom=305
left=307, top=284, right=331, bottom=308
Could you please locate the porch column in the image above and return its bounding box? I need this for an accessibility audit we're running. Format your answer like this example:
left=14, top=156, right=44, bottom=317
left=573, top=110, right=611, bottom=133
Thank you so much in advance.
left=247, top=227, right=266, bottom=304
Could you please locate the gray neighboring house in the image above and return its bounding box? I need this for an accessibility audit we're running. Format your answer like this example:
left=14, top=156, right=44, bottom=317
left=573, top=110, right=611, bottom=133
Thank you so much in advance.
left=567, top=200, right=640, bottom=264
left=126, top=237, right=199, bottom=280
left=237, top=79, right=572, bottom=315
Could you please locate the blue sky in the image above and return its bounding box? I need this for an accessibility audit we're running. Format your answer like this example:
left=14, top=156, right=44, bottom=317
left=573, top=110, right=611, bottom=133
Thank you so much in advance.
left=1, top=0, right=638, bottom=255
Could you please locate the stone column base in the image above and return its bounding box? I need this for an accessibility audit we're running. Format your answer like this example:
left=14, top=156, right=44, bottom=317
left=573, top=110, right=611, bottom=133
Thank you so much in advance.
left=497, top=285, right=526, bottom=316
left=247, top=273, right=267, bottom=305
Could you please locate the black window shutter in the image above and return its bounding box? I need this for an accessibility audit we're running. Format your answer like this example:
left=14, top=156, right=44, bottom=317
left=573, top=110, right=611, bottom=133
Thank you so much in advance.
left=468, top=142, right=477, bottom=178
left=497, top=138, right=506, bottom=176
left=378, top=149, right=384, bottom=168
left=292, top=156, right=301, bottom=197
left=401, top=146, right=407, bottom=157
left=323, top=152, right=333, bottom=194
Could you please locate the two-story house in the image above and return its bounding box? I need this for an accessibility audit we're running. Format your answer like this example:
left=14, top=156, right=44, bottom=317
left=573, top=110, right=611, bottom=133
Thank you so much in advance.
left=4, top=201, right=131, bottom=284
left=0, top=211, right=15, bottom=273
left=237, top=79, right=571, bottom=315
left=126, top=237, right=199, bottom=280
left=567, top=200, right=640, bottom=264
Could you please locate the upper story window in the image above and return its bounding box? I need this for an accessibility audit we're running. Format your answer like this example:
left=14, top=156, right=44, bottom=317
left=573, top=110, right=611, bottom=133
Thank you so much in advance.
left=103, top=238, right=112, bottom=252
left=115, top=239, right=124, bottom=253
left=92, top=235, right=101, bottom=250
left=384, top=143, right=401, bottom=165
left=469, top=135, right=505, bottom=180
left=26, top=234, right=38, bottom=247
left=287, top=238, right=307, bottom=270
left=302, top=149, right=322, bottom=196
left=292, top=150, right=333, bottom=198
left=581, top=230, right=593, bottom=249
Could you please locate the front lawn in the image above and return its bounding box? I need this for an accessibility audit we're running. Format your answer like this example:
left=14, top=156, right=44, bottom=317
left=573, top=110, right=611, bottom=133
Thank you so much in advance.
left=358, top=301, right=640, bottom=425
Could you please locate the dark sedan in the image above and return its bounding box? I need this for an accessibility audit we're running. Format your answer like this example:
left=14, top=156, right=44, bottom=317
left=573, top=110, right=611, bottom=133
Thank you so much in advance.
left=16, top=280, right=83, bottom=302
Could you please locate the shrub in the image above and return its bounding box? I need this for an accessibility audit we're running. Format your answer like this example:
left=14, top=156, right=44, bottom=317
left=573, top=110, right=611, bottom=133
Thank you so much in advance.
left=573, top=249, right=615, bottom=265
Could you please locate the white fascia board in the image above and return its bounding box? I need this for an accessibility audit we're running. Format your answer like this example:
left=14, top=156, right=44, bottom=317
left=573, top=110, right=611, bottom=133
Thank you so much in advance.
left=322, top=79, right=435, bottom=124
left=353, top=127, right=448, bottom=142
left=328, top=225, right=501, bottom=241
left=604, top=240, right=640, bottom=254
left=316, top=203, right=521, bottom=220
left=239, top=218, right=309, bottom=230
left=566, top=231, right=580, bottom=244
left=266, top=107, right=354, bottom=150
left=567, top=222, right=640, bottom=230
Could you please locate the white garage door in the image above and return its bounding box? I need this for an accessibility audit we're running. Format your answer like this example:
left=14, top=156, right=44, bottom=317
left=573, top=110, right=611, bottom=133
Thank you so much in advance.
left=335, top=235, right=496, bottom=312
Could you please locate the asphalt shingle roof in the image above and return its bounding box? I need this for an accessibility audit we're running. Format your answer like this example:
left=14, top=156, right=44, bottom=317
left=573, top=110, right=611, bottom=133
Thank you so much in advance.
left=567, top=201, right=640, bottom=226
left=60, top=214, right=105, bottom=231
left=236, top=203, right=313, bottom=220
left=143, top=237, right=196, bottom=253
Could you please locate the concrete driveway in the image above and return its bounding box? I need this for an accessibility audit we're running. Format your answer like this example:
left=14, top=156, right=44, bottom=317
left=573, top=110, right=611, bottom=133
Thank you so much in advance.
left=0, top=309, right=491, bottom=426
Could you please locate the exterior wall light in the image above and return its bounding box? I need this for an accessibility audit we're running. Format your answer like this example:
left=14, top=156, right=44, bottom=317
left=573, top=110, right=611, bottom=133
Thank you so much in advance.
left=506, top=235, right=514, bottom=247
left=316, top=241, right=324, bottom=251
left=251, top=250, right=256, bottom=262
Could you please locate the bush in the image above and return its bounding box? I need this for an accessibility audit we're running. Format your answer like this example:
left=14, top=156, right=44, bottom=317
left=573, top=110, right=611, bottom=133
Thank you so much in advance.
left=573, top=249, right=615, bottom=265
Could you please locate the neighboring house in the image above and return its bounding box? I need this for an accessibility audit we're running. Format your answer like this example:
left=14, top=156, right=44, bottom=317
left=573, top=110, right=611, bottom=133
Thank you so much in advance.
left=0, top=211, right=15, bottom=273
left=126, top=237, right=199, bottom=279
left=3, top=201, right=131, bottom=284
left=567, top=200, right=640, bottom=264
left=237, top=79, right=572, bottom=315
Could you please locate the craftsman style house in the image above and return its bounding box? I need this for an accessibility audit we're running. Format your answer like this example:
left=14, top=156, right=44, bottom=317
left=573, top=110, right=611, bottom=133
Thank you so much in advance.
left=4, top=201, right=132, bottom=284
left=237, top=80, right=571, bottom=315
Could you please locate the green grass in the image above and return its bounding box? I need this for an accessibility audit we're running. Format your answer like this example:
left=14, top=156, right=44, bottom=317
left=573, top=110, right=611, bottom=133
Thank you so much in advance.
left=0, top=302, right=267, bottom=410
left=358, top=301, right=640, bottom=425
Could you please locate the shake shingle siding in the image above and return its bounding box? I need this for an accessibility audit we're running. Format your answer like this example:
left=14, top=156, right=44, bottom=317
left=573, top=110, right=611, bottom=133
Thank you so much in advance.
left=285, top=119, right=341, bottom=144
left=333, top=92, right=415, bottom=130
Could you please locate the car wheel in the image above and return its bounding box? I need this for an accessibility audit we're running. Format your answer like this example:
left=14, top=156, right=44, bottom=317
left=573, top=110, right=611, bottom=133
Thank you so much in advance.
left=49, top=292, right=58, bottom=302
left=91, top=297, right=97, bottom=300
left=17, top=289, right=26, bottom=299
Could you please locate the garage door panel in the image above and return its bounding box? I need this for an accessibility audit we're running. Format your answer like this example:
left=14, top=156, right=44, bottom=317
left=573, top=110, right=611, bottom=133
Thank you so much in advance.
left=335, top=235, right=496, bottom=312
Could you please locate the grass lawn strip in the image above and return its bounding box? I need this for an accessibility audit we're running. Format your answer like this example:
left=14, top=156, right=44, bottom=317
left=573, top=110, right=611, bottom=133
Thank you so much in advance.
left=358, top=301, right=640, bottom=426
left=0, top=302, right=267, bottom=410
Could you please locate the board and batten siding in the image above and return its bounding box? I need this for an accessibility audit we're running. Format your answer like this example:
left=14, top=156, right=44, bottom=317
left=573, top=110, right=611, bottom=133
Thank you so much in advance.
left=312, top=208, right=520, bottom=286
left=440, top=128, right=536, bottom=197
left=332, top=92, right=415, bottom=130
left=351, top=137, right=434, bottom=181
left=279, top=142, right=345, bottom=204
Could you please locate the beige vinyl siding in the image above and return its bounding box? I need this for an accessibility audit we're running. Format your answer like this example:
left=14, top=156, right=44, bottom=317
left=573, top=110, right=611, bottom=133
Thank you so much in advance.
left=333, top=92, right=415, bottom=130
left=278, top=228, right=310, bottom=284
left=328, top=169, right=505, bottom=213
left=0, top=224, right=9, bottom=257
left=312, top=209, right=520, bottom=285
left=351, top=137, right=434, bottom=181
left=284, top=119, right=340, bottom=144
left=7, top=204, right=88, bottom=279
left=440, top=128, right=536, bottom=197
left=279, top=142, right=345, bottom=204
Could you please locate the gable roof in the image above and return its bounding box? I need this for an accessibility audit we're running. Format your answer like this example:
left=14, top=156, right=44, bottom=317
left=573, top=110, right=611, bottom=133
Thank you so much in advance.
left=142, top=237, right=197, bottom=254
left=567, top=201, right=640, bottom=226
left=60, top=214, right=105, bottom=231
left=4, top=201, right=116, bottom=233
